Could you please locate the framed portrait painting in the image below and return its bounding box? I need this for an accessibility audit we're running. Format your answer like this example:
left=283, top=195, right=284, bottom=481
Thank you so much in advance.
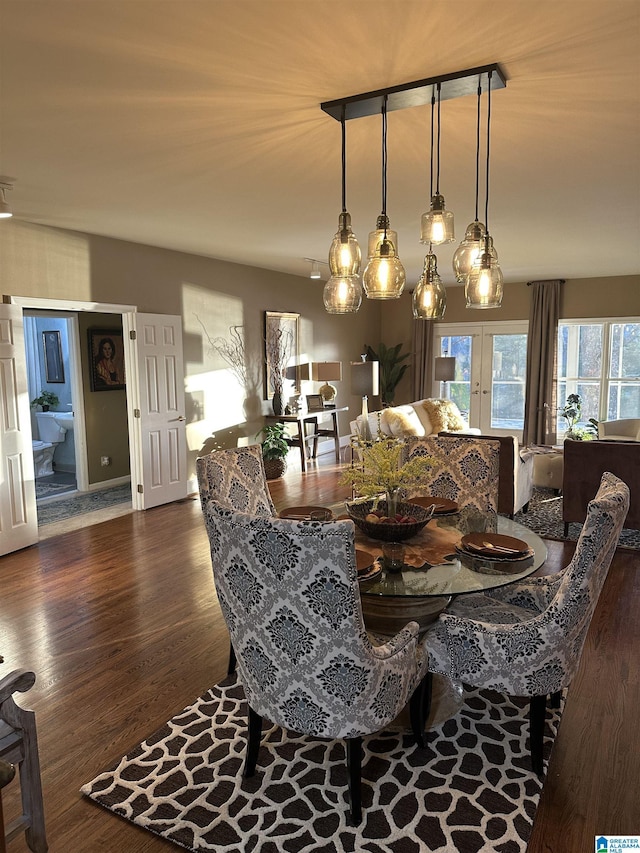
left=88, top=329, right=126, bottom=391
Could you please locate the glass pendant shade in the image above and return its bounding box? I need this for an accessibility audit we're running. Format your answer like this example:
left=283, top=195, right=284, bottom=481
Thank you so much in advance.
left=412, top=253, right=446, bottom=319
left=323, top=274, right=363, bottom=314
left=366, top=214, right=399, bottom=258
left=329, top=211, right=361, bottom=276
left=420, top=194, right=454, bottom=245
left=363, top=234, right=405, bottom=299
left=452, top=220, right=488, bottom=282
left=465, top=242, right=504, bottom=309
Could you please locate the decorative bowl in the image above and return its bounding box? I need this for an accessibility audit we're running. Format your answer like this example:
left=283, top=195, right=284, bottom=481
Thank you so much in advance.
left=346, top=499, right=435, bottom=542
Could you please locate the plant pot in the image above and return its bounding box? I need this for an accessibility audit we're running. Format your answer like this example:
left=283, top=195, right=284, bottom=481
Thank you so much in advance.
left=263, top=458, right=286, bottom=480
left=42, top=405, right=50, bottom=412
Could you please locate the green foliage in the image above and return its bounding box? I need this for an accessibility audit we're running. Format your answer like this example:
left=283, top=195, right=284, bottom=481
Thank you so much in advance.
left=30, top=390, right=59, bottom=410
left=256, top=422, right=289, bottom=461
left=364, top=342, right=411, bottom=406
left=339, top=436, right=433, bottom=498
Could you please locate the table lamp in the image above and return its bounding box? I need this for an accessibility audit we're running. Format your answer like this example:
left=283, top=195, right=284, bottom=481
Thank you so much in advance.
left=350, top=358, right=379, bottom=440
left=434, top=356, right=456, bottom=399
left=311, top=361, right=342, bottom=406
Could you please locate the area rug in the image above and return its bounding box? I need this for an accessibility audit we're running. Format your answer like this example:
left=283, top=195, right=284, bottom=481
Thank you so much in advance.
left=515, top=487, right=639, bottom=549
left=37, top=483, right=132, bottom=525
left=82, top=674, right=564, bottom=853
left=35, top=480, right=76, bottom=499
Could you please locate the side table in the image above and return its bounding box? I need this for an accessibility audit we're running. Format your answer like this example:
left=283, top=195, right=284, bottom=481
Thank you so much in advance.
left=265, top=406, right=348, bottom=472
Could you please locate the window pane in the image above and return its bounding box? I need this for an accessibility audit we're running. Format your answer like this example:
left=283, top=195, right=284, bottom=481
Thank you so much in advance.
left=441, top=335, right=471, bottom=413
left=491, top=334, right=527, bottom=429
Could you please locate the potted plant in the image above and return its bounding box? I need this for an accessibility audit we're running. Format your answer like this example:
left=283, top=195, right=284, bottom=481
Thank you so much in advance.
left=256, top=422, right=289, bottom=480
left=560, top=393, right=595, bottom=440
left=364, top=342, right=411, bottom=406
left=30, top=390, right=60, bottom=412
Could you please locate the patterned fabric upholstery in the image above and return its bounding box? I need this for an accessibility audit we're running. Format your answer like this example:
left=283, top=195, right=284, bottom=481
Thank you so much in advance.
left=196, top=445, right=276, bottom=517
left=426, top=472, right=630, bottom=696
left=202, top=499, right=430, bottom=739
left=405, top=435, right=500, bottom=513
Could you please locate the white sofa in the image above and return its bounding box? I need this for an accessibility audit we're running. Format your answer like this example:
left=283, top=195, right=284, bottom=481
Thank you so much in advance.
left=349, top=398, right=480, bottom=441
left=598, top=418, right=640, bottom=442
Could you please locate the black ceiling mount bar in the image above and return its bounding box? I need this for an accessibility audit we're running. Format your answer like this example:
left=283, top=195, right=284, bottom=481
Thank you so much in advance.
left=321, top=63, right=506, bottom=122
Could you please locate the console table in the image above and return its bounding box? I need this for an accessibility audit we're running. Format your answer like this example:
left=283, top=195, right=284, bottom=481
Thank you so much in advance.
left=266, top=406, right=348, bottom=472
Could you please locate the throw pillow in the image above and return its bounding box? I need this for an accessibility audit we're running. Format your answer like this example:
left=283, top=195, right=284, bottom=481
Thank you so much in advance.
left=380, top=406, right=425, bottom=437
left=422, top=398, right=466, bottom=433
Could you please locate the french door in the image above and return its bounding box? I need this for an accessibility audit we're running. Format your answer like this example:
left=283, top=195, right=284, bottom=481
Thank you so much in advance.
left=433, top=321, right=528, bottom=439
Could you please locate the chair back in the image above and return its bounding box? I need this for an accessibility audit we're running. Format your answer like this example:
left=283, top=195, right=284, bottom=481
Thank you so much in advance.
left=405, top=435, right=500, bottom=513
left=196, top=445, right=276, bottom=516
left=549, top=471, right=629, bottom=683
left=202, top=499, right=422, bottom=739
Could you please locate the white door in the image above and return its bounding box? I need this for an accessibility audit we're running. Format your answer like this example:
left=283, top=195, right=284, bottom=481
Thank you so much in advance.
left=435, top=321, right=528, bottom=439
left=124, top=313, right=187, bottom=510
left=0, top=303, right=38, bottom=555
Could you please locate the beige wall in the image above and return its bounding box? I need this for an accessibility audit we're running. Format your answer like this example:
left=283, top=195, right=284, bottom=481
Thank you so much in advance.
left=1, top=220, right=382, bottom=484
left=2, top=219, right=637, bottom=484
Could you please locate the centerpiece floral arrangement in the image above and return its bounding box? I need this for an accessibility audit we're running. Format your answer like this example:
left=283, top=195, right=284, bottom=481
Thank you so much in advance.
left=339, top=437, right=434, bottom=519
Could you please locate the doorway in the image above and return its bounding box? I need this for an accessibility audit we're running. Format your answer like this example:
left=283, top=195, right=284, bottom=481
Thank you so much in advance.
left=14, top=298, right=134, bottom=533
left=433, top=320, right=529, bottom=440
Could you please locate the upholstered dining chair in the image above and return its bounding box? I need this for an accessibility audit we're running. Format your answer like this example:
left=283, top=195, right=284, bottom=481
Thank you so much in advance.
left=0, top=669, right=47, bottom=853
left=404, top=435, right=500, bottom=513
left=424, top=472, right=629, bottom=774
left=196, top=444, right=276, bottom=516
left=197, top=445, right=277, bottom=674
left=201, top=499, right=432, bottom=824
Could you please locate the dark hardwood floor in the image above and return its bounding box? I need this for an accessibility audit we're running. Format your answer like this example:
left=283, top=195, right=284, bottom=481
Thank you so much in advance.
left=0, top=452, right=638, bottom=852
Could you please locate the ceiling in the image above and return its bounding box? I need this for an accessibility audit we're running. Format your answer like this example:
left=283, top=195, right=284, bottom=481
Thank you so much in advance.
left=2, top=1, right=639, bottom=289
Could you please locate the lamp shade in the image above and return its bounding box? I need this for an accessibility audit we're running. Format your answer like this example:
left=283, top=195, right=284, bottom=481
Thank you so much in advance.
left=312, top=362, right=342, bottom=382
left=350, top=360, right=379, bottom=397
left=434, top=357, right=456, bottom=382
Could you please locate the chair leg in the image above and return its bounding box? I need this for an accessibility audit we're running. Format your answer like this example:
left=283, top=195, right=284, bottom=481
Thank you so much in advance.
left=409, top=671, right=433, bottom=748
left=227, top=641, right=236, bottom=675
left=563, top=522, right=569, bottom=537
left=243, top=706, right=262, bottom=778
left=529, top=694, right=547, bottom=776
left=549, top=689, right=563, bottom=709
left=346, top=737, right=362, bottom=826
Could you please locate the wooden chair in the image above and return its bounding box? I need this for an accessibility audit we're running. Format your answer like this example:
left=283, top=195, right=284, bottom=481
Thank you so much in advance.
left=0, top=669, right=47, bottom=852
left=201, top=499, right=432, bottom=824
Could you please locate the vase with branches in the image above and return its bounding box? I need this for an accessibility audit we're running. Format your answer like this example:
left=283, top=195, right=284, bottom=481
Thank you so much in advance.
left=265, top=325, right=294, bottom=415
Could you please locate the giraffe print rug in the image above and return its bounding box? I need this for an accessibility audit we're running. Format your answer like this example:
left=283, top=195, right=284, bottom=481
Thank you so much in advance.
left=82, top=674, right=564, bottom=853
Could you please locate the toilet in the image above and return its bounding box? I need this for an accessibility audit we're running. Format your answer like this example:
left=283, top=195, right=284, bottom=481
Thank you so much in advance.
left=32, top=440, right=55, bottom=477
left=33, top=412, right=68, bottom=477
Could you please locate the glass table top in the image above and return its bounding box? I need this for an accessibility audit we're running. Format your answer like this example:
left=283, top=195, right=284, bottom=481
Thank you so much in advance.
left=353, top=507, right=547, bottom=599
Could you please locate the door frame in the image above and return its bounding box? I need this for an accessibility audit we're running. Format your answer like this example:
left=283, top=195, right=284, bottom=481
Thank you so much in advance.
left=7, top=295, right=138, bottom=497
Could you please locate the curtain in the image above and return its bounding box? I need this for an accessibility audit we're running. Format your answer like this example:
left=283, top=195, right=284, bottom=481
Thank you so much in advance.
left=522, top=279, right=563, bottom=446
left=412, top=319, right=434, bottom=400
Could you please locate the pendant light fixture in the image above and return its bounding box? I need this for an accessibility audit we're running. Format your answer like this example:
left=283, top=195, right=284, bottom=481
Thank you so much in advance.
left=412, top=249, right=446, bottom=319
left=420, top=84, right=454, bottom=246
left=324, top=105, right=362, bottom=314
left=362, top=95, right=406, bottom=299
left=453, top=82, right=487, bottom=282
left=465, top=70, right=504, bottom=308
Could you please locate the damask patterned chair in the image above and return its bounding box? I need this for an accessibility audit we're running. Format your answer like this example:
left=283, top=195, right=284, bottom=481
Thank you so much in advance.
left=196, top=445, right=276, bottom=516
left=197, top=446, right=277, bottom=674
left=425, top=472, right=629, bottom=774
left=201, top=499, right=432, bottom=824
left=404, top=435, right=500, bottom=513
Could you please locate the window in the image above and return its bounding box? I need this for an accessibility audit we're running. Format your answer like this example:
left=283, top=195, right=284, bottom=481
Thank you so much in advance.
left=557, top=320, right=640, bottom=435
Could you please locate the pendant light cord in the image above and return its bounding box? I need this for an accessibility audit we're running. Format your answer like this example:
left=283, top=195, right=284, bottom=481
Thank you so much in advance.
left=429, top=92, right=435, bottom=199
left=381, top=94, right=388, bottom=233
left=341, top=104, right=347, bottom=213
left=484, top=70, right=493, bottom=234
left=474, top=80, right=482, bottom=222
left=435, top=83, right=442, bottom=194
